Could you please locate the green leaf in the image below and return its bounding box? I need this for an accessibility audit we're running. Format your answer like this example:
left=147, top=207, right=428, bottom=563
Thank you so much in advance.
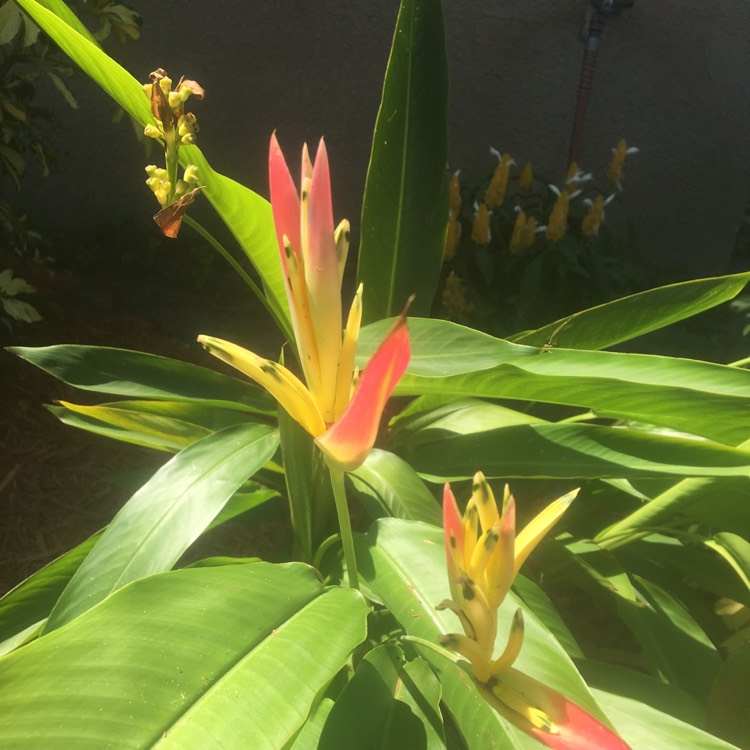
left=348, top=449, right=441, bottom=525
left=390, top=399, right=750, bottom=481
left=358, top=318, right=750, bottom=445
left=511, top=575, right=583, bottom=660
left=358, top=0, right=449, bottom=322
left=597, top=470, right=750, bottom=546
left=14, top=0, right=290, bottom=334
left=618, top=576, right=722, bottom=703
left=357, top=519, right=612, bottom=746
left=590, top=684, right=741, bottom=749
left=207, top=487, right=280, bottom=530
left=9, top=344, right=273, bottom=414
left=44, top=423, right=279, bottom=631
left=0, top=564, right=369, bottom=750
left=287, top=698, right=335, bottom=750
left=319, top=644, right=444, bottom=750
left=577, top=658, right=707, bottom=729
left=705, top=533, right=750, bottom=591
left=707, top=644, right=750, bottom=749
left=512, top=272, right=750, bottom=350
left=0, top=532, right=101, bottom=656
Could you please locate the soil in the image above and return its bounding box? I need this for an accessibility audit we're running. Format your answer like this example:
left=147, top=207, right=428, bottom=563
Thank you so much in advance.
left=0, top=236, right=285, bottom=596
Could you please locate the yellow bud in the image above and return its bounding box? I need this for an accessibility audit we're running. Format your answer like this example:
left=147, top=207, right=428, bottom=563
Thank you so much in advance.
left=607, top=138, right=628, bottom=186
left=143, top=124, right=162, bottom=139
left=581, top=195, right=606, bottom=236
left=181, top=133, right=196, bottom=145
left=168, top=90, right=182, bottom=110
left=485, top=153, right=512, bottom=208
left=179, top=86, right=193, bottom=103
left=449, top=171, right=462, bottom=214
left=519, top=162, right=533, bottom=191
left=183, top=164, right=199, bottom=185
left=471, top=203, right=491, bottom=245
left=509, top=211, right=527, bottom=254
left=142, top=83, right=153, bottom=98
left=159, top=76, right=172, bottom=94
left=546, top=190, right=569, bottom=244
left=444, top=215, right=461, bottom=261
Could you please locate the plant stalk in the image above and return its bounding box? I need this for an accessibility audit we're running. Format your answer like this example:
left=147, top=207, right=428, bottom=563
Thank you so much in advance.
left=327, top=464, right=359, bottom=590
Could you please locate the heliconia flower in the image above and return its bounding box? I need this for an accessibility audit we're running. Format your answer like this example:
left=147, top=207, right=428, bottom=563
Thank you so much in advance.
left=198, top=134, right=411, bottom=472
left=438, top=474, right=630, bottom=749
left=545, top=186, right=570, bottom=244
left=606, top=138, right=639, bottom=191
left=471, top=202, right=491, bottom=245
left=485, top=148, right=514, bottom=208
left=519, top=161, right=534, bottom=191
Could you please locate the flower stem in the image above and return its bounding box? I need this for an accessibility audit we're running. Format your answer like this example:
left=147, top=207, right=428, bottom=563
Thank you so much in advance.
left=327, top=464, right=359, bottom=589
left=182, top=215, right=293, bottom=342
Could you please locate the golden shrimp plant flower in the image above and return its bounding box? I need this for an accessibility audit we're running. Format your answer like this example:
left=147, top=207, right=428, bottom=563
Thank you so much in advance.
left=198, top=134, right=410, bottom=472
left=440, top=473, right=630, bottom=750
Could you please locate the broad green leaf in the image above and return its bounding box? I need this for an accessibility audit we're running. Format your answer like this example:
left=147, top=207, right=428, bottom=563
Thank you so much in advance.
left=32, top=0, right=97, bottom=42
left=391, top=403, right=750, bottom=481
left=618, top=576, right=721, bottom=703
left=358, top=318, right=750, bottom=445
left=287, top=699, right=335, bottom=750
left=561, top=536, right=638, bottom=603
left=349, top=449, right=441, bottom=525
left=705, top=533, right=750, bottom=591
left=0, top=563, right=369, bottom=749
left=207, top=487, right=280, bottom=530
left=357, top=519, right=613, bottom=746
left=511, top=272, right=750, bottom=350
left=707, top=644, right=750, bottom=749
left=511, top=575, right=583, bottom=660
left=319, top=644, right=444, bottom=750
left=0, top=532, right=101, bottom=655
left=590, top=685, right=741, bottom=749
left=14, top=0, right=291, bottom=333
left=10, top=344, right=273, bottom=413
left=597, top=469, right=750, bottom=547
left=45, top=423, right=279, bottom=631
left=48, top=402, right=213, bottom=452
left=358, top=0, right=449, bottom=322
left=577, top=659, right=706, bottom=728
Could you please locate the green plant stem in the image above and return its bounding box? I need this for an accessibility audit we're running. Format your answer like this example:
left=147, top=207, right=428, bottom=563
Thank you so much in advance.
left=729, top=355, right=750, bottom=368
left=327, top=464, right=359, bottom=590
left=183, top=215, right=292, bottom=340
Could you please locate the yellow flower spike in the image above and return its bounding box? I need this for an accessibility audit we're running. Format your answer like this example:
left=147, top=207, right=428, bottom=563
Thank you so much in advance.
left=471, top=203, right=491, bottom=245
left=197, top=335, right=326, bottom=437
left=545, top=187, right=569, bottom=244
left=490, top=608, right=525, bottom=677
left=469, top=523, right=500, bottom=583
left=485, top=149, right=513, bottom=208
left=470, top=471, right=500, bottom=533
left=514, top=488, right=579, bottom=577
left=444, top=215, right=461, bottom=262
left=334, top=219, right=350, bottom=285
left=607, top=138, right=638, bottom=191
left=519, top=161, right=533, bottom=191
left=510, top=210, right=527, bottom=254
left=333, top=283, right=363, bottom=420
left=486, top=493, right=517, bottom=609
left=581, top=195, right=605, bottom=237
left=523, top=216, right=538, bottom=249
left=449, top=170, right=462, bottom=214
left=462, top=500, right=480, bottom=568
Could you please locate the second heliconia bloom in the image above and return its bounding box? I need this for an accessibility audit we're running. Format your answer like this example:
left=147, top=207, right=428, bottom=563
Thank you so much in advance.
left=440, top=474, right=630, bottom=749
left=198, top=134, right=411, bottom=471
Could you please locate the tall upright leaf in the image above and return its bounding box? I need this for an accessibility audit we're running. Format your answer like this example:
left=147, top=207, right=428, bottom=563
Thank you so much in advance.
left=358, top=0, right=449, bottom=322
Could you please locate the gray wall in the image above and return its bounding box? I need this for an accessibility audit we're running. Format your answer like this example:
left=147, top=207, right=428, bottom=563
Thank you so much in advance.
left=15, top=0, right=750, bottom=275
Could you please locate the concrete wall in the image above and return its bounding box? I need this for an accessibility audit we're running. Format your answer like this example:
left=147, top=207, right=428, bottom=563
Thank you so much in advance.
left=15, top=0, right=750, bottom=275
